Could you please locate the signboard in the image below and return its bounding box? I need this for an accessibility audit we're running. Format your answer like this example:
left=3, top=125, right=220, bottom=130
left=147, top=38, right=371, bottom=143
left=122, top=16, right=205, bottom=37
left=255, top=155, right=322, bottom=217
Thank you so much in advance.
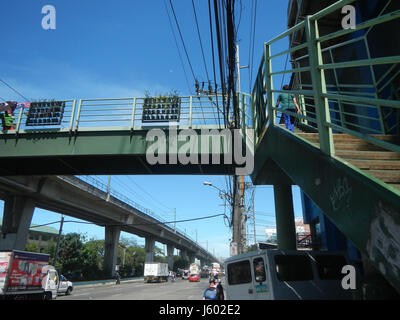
left=142, top=96, right=181, bottom=123
left=230, top=242, right=238, bottom=257
left=0, top=252, right=11, bottom=291
left=7, top=251, right=49, bottom=292
left=25, top=101, right=65, bottom=126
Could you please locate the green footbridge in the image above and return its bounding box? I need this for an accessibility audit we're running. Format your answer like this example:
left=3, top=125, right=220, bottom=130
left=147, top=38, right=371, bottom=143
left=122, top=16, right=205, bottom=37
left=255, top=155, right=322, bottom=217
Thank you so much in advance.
left=0, top=0, right=399, bottom=294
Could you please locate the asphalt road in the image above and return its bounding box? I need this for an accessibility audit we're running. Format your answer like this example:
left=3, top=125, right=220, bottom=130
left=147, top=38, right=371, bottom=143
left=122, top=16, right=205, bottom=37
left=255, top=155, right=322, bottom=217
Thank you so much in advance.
left=57, top=277, right=223, bottom=300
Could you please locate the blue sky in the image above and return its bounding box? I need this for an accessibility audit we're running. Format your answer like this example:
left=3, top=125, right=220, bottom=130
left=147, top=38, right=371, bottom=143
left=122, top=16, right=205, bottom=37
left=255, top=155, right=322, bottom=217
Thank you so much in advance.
left=0, top=0, right=303, bottom=259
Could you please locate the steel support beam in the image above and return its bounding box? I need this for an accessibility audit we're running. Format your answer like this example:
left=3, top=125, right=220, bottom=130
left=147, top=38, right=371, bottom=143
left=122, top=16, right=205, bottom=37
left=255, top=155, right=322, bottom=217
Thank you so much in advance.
left=273, top=185, right=297, bottom=250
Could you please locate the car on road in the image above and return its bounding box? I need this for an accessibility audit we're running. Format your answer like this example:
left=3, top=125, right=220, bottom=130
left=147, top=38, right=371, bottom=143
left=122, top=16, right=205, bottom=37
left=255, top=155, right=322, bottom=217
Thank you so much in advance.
left=189, top=274, right=200, bottom=282
left=57, top=275, right=73, bottom=296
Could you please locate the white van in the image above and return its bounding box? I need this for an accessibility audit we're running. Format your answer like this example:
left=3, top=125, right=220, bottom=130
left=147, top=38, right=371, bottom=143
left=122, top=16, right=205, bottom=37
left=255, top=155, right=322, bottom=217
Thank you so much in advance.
left=225, top=249, right=357, bottom=300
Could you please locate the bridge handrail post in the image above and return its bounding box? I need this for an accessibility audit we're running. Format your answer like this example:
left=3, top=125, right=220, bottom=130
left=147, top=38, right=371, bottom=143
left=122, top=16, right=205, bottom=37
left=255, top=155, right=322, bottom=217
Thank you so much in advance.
left=74, top=99, right=83, bottom=131
left=189, top=95, right=193, bottom=128
left=130, top=97, right=137, bottom=131
left=304, top=16, right=334, bottom=156
left=15, top=107, right=24, bottom=133
left=264, top=43, right=275, bottom=128
left=69, top=100, right=77, bottom=132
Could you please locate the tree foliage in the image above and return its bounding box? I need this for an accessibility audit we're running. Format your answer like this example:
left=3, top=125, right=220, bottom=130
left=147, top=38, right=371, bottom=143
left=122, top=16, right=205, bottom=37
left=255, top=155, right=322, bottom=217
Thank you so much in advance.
left=25, top=232, right=182, bottom=281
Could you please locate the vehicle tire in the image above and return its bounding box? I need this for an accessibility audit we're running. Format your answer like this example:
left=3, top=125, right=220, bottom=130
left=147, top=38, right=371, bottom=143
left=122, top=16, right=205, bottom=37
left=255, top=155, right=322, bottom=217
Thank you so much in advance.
left=66, top=287, right=72, bottom=295
left=44, top=292, right=52, bottom=300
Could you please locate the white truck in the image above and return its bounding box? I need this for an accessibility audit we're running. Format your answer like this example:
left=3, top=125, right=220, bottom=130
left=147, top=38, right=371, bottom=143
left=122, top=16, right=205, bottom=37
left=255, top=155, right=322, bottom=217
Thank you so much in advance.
left=0, top=250, right=64, bottom=300
left=225, top=249, right=358, bottom=300
left=189, top=263, right=199, bottom=275
left=144, top=262, right=169, bottom=283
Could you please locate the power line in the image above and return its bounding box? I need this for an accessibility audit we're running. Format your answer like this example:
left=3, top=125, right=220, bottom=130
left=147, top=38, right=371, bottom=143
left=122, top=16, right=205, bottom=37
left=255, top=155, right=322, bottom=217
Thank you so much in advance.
left=192, top=0, right=210, bottom=83
left=163, top=0, right=192, bottom=94
left=168, top=0, right=197, bottom=82
left=248, top=0, right=258, bottom=93
left=0, top=78, right=30, bottom=101
left=125, top=176, right=173, bottom=213
left=30, top=213, right=226, bottom=229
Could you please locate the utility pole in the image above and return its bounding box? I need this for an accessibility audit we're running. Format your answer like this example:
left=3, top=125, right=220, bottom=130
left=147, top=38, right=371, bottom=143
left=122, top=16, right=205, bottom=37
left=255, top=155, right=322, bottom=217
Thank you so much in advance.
left=230, top=44, right=248, bottom=257
left=106, top=175, right=111, bottom=201
left=252, top=188, right=256, bottom=246
left=53, top=215, right=64, bottom=266
left=173, top=208, right=176, bottom=233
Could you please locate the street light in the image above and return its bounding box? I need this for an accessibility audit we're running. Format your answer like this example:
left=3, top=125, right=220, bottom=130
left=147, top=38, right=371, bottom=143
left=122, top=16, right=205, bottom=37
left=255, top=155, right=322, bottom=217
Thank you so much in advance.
left=204, top=180, right=244, bottom=256
left=203, top=181, right=233, bottom=203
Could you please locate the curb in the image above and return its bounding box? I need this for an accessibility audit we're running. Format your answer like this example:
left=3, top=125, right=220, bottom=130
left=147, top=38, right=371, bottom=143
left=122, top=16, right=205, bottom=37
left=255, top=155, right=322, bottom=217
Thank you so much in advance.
left=73, top=277, right=144, bottom=288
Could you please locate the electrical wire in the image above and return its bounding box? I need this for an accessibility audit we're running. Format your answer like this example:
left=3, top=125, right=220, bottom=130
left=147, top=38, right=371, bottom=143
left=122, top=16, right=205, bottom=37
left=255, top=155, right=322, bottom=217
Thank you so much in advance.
left=168, top=0, right=197, bottom=83
left=192, top=0, right=210, bottom=83
left=163, top=0, right=192, bottom=94
left=30, top=213, right=226, bottom=229
left=0, top=78, right=30, bottom=101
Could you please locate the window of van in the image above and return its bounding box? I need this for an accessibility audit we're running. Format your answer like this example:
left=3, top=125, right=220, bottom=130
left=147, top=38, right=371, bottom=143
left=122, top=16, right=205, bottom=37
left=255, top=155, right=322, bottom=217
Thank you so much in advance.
left=274, top=255, right=313, bottom=281
left=314, top=255, right=347, bottom=280
left=227, top=260, right=252, bottom=285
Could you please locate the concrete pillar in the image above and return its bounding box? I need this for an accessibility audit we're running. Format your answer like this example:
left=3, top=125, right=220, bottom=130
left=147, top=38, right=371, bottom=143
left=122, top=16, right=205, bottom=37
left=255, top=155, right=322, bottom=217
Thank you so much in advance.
left=273, top=185, right=297, bottom=250
left=145, top=237, right=155, bottom=262
left=167, top=244, right=174, bottom=271
left=104, top=226, right=121, bottom=278
left=180, top=249, right=187, bottom=260
left=188, top=253, right=195, bottom=264
left=0, top=196, right=35, bottom=251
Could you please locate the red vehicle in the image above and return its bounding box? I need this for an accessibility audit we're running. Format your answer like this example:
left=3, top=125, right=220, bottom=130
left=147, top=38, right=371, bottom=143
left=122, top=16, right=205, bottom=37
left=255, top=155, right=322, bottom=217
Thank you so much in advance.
left=189, top=273, right=200, bottom=282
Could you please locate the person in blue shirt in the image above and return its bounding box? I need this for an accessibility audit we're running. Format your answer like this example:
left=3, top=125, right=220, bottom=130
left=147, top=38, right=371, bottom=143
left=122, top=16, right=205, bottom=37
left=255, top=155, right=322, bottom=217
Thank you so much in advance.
left=202, top=281, right=218, bottom=300
left=275, top=85, right=301, bottom=132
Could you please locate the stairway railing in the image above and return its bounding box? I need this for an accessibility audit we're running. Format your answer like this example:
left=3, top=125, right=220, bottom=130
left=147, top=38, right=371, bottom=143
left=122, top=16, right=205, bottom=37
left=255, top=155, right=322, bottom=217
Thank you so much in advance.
left=252, top=0, right=400, bottom=155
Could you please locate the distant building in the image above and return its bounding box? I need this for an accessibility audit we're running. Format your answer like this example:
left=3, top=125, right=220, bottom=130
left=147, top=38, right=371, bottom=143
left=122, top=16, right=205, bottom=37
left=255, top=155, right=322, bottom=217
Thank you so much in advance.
left=0, top=218, right=58, bottom=252
left=265, top=228, right=277, bottom=244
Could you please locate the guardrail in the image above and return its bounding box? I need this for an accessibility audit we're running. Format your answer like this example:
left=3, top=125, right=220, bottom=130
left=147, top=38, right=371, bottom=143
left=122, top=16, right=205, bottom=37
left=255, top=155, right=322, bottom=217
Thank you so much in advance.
left=7, top=94, right=244, bottom=133
left=252, top=0, right=400, bottom=155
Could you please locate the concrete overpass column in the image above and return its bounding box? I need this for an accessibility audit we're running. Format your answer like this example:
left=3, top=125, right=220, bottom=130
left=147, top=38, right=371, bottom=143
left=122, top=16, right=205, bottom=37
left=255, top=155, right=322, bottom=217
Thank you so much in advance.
left=188, top=253, right=195, bottom=264
left=167, top=244, right=174, bottom=271
left=180, top=249, right=187, bottom=260
left=104, top=226, right=121, bottom=278
left=273, top=184, right=297, bottom=250
left=0, top=196, right=35, bottom=251
left=145, top=237, right=155, bottom=262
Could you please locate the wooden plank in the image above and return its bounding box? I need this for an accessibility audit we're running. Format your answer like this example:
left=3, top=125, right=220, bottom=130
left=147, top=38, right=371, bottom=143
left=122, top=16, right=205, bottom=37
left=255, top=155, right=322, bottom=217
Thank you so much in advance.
left=367, top=170, right=400, bottom=183
left=336, top=150, right=400, bottom=160
left=347, top=159, right=400, bottom=170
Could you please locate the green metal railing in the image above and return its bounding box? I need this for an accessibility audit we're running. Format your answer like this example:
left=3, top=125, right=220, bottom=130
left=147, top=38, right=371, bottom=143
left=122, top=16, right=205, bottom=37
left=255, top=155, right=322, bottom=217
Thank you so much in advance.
left=4, top=94, right=251, bottom=134
left=252, top=0, right=400, bottom=155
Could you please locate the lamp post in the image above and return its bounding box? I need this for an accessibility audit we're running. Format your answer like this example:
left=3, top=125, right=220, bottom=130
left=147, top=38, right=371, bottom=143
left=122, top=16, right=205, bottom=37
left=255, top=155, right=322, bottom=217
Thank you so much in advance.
left=203, top=181, right=245, bottom=256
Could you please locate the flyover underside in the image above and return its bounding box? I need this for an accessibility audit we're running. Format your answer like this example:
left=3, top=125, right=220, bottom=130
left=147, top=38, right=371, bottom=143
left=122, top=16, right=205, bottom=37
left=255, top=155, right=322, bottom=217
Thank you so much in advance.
left=0, top=130, right=239, bottom=175
left=0, top=175, right=208, bottom=257
left=251, top=126, right=400, bottom=292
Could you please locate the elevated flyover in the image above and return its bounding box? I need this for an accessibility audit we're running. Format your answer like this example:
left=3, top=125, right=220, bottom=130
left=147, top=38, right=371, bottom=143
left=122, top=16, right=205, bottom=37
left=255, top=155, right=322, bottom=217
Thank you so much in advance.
left=0, top=174, right=221, bottom=274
